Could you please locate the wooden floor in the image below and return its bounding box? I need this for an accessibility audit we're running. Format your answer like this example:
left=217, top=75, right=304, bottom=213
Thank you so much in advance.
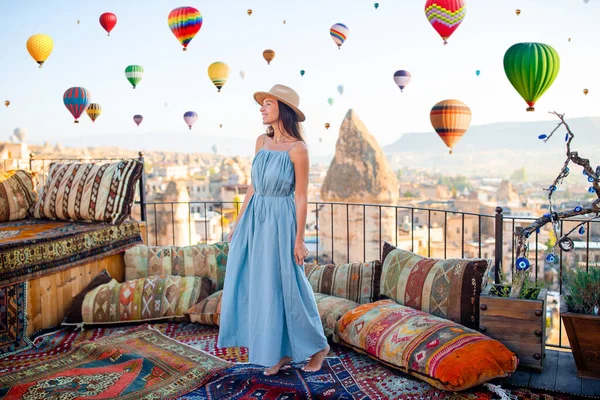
left=501, top=348, right=600, bottom=397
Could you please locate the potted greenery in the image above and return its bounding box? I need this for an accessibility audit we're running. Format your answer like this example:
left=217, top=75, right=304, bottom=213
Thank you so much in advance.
left=561, top=267, right=600, bottom=379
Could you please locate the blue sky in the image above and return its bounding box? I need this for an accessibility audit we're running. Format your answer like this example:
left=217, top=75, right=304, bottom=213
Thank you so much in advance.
left=0, top=0, right=598, bottom=156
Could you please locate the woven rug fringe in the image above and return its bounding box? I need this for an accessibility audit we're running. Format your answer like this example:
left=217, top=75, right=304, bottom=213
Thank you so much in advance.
left=484, top=383, right=517, bottom=400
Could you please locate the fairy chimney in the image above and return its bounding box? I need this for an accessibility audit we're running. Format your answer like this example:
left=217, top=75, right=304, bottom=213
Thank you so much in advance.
left=319, top=110, right=399, bottom=263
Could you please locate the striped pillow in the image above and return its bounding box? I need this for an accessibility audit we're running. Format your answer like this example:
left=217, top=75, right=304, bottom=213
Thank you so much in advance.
left=380, top=242, right=491, bottom=330
left=304, top=261, right=382, bottom=304
left=0, top=170, right=37, bottom=222
left=32, top=160, right=143, bottom=224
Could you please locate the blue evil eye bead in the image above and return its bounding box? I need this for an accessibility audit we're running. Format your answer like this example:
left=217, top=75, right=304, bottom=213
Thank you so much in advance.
left=583, top=170, right=588, bottom=176
left=579, top=226, right=586, bottom=235
left=574, top=206, right=583, bottom=212
left=546, top=254, right=556, bottom=262
left=536, top=228, right=541, bottom=234
left=549, top=185, right=556, bottom=192
left=538, top=134, right=547, bottom=140
left=565, top=133, right=569, bottom=142
left=516, top=257, right=530, bottom=271
left=589, top=187, right=596, bottom=193
left=589, top=176, right=595, bottom=182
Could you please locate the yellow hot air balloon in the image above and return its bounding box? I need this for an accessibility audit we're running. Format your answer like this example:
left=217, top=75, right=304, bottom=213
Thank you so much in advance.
left=207, top=61, right=230, bottom=92
left=86, top=103, right=102, bottom=123
left=263, top=49, right=275, bottom=65
left=324, top=123, right=330, bottom=129
left=26, top=34, right=54, bottom=68
left=4, top=101, right=9, bottom=107
left=584, top=89, right=589, bottom=95
left=247, top=9, right=252, bottom=16
left=515, top=9, right=521, bottom=16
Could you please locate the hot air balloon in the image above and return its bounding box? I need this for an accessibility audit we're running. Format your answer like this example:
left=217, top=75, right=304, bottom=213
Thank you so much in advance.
left=13, top=128, right=28, bottom=143
left=133, top=115, right=143, bottom=127
left=324, top=123, right=330, bottom=129
left=26, top=34, right=54, bottom=68
left=300, top=70, right=305, bottom=76
left=247, top=9, right=252, bottom=16
left=504, top=42, right=560, bottom=111
left=319, top=137, right=323, bottom=143
left=374, top=3, right=379, bottom=9
left=86, top=103, right=102, bottom=123
left=330, top=23, right=349, bottom=49
left=208, top=62, right=230, bottom=92
left=476, top=69, right=481, bottom=76
left=430, top=99, right=471, bottom=154
left=184, top=111, right=198, bottom=130
left=283, top=20, right=286, bottom=24
left=125, top=65, right=144, bottom=89
left=584, top=89, right=589, bottom=95
left=568, top=37, right=572, bottom=42
left=584, top=0, right=589, bottom=4
left=263, top=49, right=275, bottom=65
left=8, top=136, right=14, bottom=143
left=168, top=7, right=203, bottom=51
left=99, top=12, right=117, bottom=36
left=4, top=101, right=9, bottom=107
left=63, top=87, right=90, bottom=123
left=240, top=70, right=246, bottom=79
left=515, top=9, right=521, bottom=16
left=424, top=0, right=466, bottom=45
left=212, top=144, right=219, bottom=154
left=327, top=98, right=334, bottom=106
left=219, top=124, right=223, bottom=128
left=77, top=20, right=80, bottom=25
left=337, top=85, right=344, bottom=95
left=393, top=70, right=411, bottom=92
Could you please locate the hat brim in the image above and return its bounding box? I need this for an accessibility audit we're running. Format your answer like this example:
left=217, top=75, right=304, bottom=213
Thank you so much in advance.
left=254, top=91, right=306, bottom=122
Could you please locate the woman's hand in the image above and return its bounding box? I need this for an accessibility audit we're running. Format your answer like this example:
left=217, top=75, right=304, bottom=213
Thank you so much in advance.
left=294, top=240, right=309, bottom=266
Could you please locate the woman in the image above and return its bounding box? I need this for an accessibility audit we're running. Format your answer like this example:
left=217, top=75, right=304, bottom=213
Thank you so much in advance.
left=217, top=84, right=330, bottom=375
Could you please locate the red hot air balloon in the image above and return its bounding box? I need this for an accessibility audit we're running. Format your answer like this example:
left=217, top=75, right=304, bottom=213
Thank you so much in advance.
left=63, top=87, right=91, bottom=123
left=425, top=0, right=466, bottom=45
left=99, top=12, right=117, bottom=36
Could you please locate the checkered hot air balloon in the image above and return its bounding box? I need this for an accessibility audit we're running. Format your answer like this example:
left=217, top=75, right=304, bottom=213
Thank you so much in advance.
left=63, top=87, right=90, bottom=123
left=430, top=99, right=471, bottom=154
left=330, top=23, right=349, bottom=49
left=86, top=103, right=102, bottom=123
left=168, top=7, right=203, bottom=51
left=424, top=0, right=466, bottom=45
left=125, top=65, right=144, bottom=89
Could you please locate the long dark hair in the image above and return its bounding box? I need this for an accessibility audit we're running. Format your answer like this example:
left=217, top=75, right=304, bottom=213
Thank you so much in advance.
left=266, top=101, right=304, bottom=142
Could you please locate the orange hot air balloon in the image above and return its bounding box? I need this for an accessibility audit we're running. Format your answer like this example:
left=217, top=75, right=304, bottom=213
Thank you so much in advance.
left=4, top=101, right=9, bottom=107
left=263, top=49, right=275, bottom=65
left=324, top=123, right=330, bottom=129
left=430, top=99, right=472, bottom=154
left=515, top=9, right=521, bottom=16
left=583, top=89, right=589, bottom=95
left=247, top=9, right=252, bottom=16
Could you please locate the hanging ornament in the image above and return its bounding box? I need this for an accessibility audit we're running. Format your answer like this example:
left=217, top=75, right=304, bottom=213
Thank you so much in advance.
left=515, top=257, right=530, bottom=271
left=588, top=176, right=595, bottom=182
left=558, top=237, right=574, bottom=252
left=588, top=187, right=596, bottom=193
left=546, top=254, right=556, bottom=262
left=574, top=206, right=583, bottom=212
left=538, top=134, right=547, bottom=140
left=579, top=226, right=586, bottom=235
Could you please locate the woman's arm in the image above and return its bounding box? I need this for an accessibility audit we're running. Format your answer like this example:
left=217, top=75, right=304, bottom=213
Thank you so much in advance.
left=290, top=142, right=310, bottom=264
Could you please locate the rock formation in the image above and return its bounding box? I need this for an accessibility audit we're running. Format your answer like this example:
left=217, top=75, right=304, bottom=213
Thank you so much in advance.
left=319, top=109, right=399, bottom=264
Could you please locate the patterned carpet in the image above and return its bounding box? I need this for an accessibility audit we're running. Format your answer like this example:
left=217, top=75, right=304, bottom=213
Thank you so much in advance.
left=0, top=323, right=585, bottom=399
left=0, top=282, right=31, bottom=359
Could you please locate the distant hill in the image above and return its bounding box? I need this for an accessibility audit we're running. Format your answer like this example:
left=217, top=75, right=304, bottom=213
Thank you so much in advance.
left=382, top=117, right=600, bottom=179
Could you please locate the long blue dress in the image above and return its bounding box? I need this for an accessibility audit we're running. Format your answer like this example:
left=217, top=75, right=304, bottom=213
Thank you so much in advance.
left=217, top=145, right=328, bottom=367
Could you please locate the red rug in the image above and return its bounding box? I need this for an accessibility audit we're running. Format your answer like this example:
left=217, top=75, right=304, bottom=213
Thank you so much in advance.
left=0, top=326, right=230, bottom=399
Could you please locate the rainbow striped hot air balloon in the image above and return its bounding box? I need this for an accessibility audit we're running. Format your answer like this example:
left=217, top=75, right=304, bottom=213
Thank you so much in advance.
left=86, top=103, right=102, bottom=123
left=430, top=99, right=471, bottom=154
left=425, top=0, right=466, bottom=45
left=208, top=62, right=229, bottom=92
left=330, top=23, right=349, bottom=49
left=125, top=65, right=144, bottom=89
left=184, top=111, right=198, bottom=130
left=393, top=70, right=411, bottom=92
left=63, top=87, right=91, bottom=123
left=168, top=7, right=203, bottom=51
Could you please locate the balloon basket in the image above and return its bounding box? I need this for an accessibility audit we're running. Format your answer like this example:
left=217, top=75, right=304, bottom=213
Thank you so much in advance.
left=526, top=107, right=535, bottom=112
left=74, top=120, right=79, bottom=124
left=183, top=48, right=187, bottom=51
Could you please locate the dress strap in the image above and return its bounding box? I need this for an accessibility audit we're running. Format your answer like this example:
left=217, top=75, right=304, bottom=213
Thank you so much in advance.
left=286, top=141, right=301, bottom=153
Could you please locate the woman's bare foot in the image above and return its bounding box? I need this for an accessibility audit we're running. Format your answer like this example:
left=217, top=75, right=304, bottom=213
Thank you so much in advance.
left=301, top=344, right=330, bottom=372
left=263, top=356, right=292, bottom=376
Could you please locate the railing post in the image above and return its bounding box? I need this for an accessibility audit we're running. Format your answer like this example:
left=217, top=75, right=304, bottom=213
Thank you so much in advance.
left=138, top=151, right=147, bottom=222
left=494, top=206, right=504, bottom=284
left=29, top=153, right=34, bottom=171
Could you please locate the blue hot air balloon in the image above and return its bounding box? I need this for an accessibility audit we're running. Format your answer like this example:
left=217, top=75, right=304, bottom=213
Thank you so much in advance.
left=63, top=87, right=91, bottom=123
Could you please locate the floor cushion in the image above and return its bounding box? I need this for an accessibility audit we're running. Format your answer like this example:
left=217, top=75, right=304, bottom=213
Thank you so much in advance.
left=125, top=242, right=229, bottom=292
left=380, top=242, right=491, bottom=330
left=313, top=293, right=359, bottom=340
left=335, top=299, right=518, bottom=392
left=0, top=170, right=37, bottom=222
left=63, top=275, right=212, bottom=326
left=304, top=261, right=382, bottom=304
left=188, top=289, right=223, bottom=325
left=32, top=160, right=143, bottom=225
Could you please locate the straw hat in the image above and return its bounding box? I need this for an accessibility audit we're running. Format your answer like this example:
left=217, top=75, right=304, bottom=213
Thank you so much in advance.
left=253, top=84, right=305, bottom=122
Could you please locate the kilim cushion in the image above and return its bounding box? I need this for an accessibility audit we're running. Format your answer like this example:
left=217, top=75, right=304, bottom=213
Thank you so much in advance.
left=124, top=242, right=229, bottom=292
left=68, top=275, right=212, bottom=325
left=0, top=170, right=37, bottom=222
left=304, top=260, right=382, bottom=304
left=188, top=289, right=223, bottom=326
left=32, top=160, right=143, bottom=225
left=335, top=299, right=518, bottom=392
left=380, top=242, right=491, bottom=330
left=313, top=293, right=359, bottom=340
left=62, top=269, right=113, bottom=324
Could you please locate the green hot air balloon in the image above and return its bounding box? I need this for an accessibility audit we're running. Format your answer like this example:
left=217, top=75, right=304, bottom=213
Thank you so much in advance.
left=125, top=65, right=144, bottom=89
left=327, top=97, right=334, bottom=106
left=503, top=43, right=560, bottom=112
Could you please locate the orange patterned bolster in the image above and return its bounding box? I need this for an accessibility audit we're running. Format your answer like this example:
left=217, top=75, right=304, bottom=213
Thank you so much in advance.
left=429, top=338, right=518, bottom=391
